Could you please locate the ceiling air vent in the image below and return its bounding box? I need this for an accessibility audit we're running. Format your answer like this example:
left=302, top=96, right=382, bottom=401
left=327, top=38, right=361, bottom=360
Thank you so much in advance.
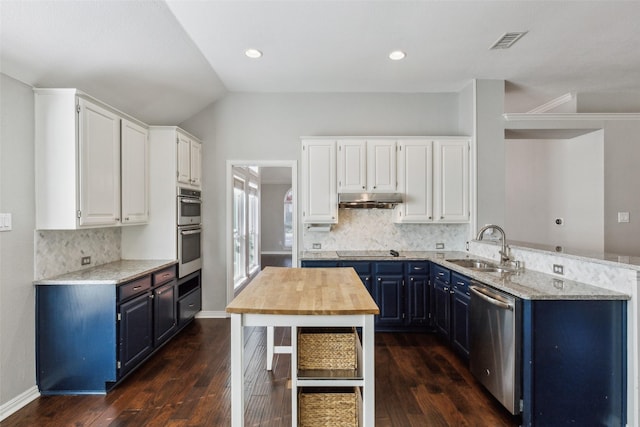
left=490, top=31, right=528, bottom=49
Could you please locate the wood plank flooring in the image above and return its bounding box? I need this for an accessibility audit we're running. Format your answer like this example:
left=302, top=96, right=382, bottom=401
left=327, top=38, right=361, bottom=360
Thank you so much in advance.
left=1, top=319, right=520, bottom=426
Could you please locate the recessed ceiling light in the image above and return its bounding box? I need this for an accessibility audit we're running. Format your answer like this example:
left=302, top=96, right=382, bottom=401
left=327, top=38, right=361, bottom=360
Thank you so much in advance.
left=389, top=50, right=406, bottom=61
left=245, top=48, right=262, bottom=59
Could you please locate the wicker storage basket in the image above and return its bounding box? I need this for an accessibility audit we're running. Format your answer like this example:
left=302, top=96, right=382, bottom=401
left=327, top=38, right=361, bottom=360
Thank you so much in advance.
left=298, top=387, right=360, bottom=427
left=297, top=327, right=357, bottom=371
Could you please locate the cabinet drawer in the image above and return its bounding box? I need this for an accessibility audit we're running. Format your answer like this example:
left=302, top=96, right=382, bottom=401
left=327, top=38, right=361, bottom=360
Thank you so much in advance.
left=118, top=275, right=152, bottom=302
left=153, top=265, right=176, bottom=286
left=407, top=262, right=429, bottom=275
left=178, top=289, right=201, bottom=325
left=374, top=261, right=404, bottom=275
left=431, top=264, right=450, bottom=282
left=451, top=272, right=470, bottom=294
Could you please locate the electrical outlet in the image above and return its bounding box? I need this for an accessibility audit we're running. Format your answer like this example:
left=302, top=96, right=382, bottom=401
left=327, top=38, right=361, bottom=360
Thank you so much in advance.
left=618, top=212, right=630, bottom=223
left=435, top=243, right=445, bottom=249
left=553, top=264, right=564, bottom=275
left=81, top=256, right=91, bottom=266
left=312, top=243, right=321, bottom=249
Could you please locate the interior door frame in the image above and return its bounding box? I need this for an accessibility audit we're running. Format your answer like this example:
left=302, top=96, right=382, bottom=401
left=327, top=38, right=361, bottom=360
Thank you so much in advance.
left=226, top=160, right=298, bottom=304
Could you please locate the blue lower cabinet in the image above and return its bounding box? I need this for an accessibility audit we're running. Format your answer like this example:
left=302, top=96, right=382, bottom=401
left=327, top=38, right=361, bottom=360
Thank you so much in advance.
left=522, top=299, right=626, bottom=426
left=301, top=259, right=430, bottom=331
left=407, top=274, right=429, bottom=326
left=119, top=292, right=154, bottom=376
left=373, top=262, right=405, bottom=328
left=36, top=265, right=200, bottom=395
left=450, top=272, right=471, bottom=359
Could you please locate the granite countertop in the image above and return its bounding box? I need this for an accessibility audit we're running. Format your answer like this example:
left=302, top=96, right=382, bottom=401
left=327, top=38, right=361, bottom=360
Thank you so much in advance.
left=33, top=259, right=177, bottom=286
left=300, top=251, right=630, bottom=301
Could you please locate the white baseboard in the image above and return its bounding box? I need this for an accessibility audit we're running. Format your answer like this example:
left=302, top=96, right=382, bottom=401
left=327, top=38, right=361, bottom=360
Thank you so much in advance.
left=261, top=251, right=292, bottom=255
left=195, top=310, right=229, bottom=319
left=0, top=386, right=40, bottom=421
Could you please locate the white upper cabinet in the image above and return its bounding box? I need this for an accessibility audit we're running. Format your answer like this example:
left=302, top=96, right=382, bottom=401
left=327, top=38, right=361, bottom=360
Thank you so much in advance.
left=35, top=89, right=148, bottom=229
left=337, top=139, right=397, bottom=193
left=394, top=140, right=433, bottom=223
left=337, top=139, right=367, bottom=193
left=394, top=138, right=470, bottom=224
left=177, top=131, right=202, bottom=189
left=77, top=98, right=121, bottom=227
left=121, top=119, right=149, bottom=225
left=301, top=139, right=338, bottom=224
left=367, top=139, right=397, bottom=193
left=434, top=139, right=470, bottom=222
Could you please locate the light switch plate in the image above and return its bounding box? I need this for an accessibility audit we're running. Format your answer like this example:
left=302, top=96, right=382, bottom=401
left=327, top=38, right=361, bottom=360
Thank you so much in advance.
left=618, top=212, right=630, bottom=223
left=0, top=213, right=11, bottom=232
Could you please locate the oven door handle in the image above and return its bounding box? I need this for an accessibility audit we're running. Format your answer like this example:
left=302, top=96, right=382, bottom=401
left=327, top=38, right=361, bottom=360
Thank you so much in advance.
left=469, top=285, right=512, bottom=310
left=180, top=198, right=201, bottom=204
left=180, top=229, right=202, bottom=236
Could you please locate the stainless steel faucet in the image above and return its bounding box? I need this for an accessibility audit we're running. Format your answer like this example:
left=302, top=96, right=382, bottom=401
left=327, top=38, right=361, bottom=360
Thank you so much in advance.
left=476, top=224, right=512, bottom=264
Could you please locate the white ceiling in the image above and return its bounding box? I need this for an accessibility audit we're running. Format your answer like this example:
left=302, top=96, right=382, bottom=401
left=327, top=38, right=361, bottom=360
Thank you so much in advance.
left=2, top=0, right=639, bottom=125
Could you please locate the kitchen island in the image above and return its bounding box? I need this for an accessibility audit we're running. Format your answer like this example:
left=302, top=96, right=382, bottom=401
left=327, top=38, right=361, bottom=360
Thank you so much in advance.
left=226, top=267, right=379, bottom=427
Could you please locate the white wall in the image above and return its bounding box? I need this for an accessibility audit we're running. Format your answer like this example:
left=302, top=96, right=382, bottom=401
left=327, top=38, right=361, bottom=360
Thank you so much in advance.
left=506, top=132, right=605, bottom=252
left=0, top=74, right=37, bottom=411
left=180, top=92, right=463, bottom=311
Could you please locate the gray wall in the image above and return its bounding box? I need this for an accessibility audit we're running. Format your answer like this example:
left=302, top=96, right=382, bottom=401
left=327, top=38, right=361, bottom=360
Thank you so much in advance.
left=0, top=74, right=36, bottom=407
left=604, top=120, right=640, bottom=255
left=260, top=183, right=291, bottom=252
left=180, top=92, right=463, bottom=311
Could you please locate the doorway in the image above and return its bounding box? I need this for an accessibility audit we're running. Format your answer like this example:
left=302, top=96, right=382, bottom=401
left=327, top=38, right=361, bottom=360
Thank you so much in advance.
left=226, top=160, right=297, bottom=300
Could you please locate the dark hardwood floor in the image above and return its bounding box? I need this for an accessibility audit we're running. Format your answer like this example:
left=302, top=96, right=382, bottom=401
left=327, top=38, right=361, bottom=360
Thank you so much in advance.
left=1, top=319, right=520, bottom=426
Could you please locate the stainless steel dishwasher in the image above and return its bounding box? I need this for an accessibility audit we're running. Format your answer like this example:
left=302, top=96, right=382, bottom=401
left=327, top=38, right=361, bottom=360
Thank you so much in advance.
left=469, top=281, right=521, bottom=415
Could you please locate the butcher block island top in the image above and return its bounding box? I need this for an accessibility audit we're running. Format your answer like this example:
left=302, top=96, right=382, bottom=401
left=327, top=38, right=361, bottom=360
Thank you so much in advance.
left=226, top=267, right=379, bottom=315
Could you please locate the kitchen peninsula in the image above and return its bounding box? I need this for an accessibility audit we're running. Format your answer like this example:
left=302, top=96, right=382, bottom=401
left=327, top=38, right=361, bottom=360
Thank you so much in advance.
left=301, top=249, right=629, bottom=425
left=226, top=267, right=379, bottom=427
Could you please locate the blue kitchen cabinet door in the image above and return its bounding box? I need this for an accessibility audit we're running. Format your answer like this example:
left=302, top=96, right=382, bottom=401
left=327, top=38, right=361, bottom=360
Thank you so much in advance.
left=154, top=281, right=177, bottom=346
left=450, top=272, right=471, bottom=360
left=373, top=262, right=405, bottom=328
left=432, top=278, right=451, bottom=340
left=407, top=275, right=429, bottom=326
left=522, top=299, right=626, bottom=426
left=36, top=285, right=117, bottom=394
left=374, top=274, right=404, bottom=327
left=118, top=292, right=153, bottom=376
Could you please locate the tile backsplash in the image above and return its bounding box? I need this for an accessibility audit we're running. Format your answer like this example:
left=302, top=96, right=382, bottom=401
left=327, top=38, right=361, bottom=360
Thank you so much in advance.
left=303, top=209, right=470, bottom=251
left=35, top=228, right=121, bottom=280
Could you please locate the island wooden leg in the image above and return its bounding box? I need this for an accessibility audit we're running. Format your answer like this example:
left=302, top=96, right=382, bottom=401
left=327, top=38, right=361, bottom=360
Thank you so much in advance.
left=230, top=313, right=244, bottom=427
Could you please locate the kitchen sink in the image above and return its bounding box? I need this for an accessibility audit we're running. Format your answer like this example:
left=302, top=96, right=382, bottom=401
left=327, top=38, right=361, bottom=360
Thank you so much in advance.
left=446, top=258, right=517, bottom=273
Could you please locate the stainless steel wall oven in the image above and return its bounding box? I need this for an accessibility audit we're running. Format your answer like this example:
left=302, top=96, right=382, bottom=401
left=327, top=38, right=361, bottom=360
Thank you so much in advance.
left=177, top=225, right=202, bottom=278
left=177, top=187, right=201, bottom=226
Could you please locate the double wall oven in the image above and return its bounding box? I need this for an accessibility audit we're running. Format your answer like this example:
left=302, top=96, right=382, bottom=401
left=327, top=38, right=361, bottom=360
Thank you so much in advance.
left=177, top=188, right=202, bottom=278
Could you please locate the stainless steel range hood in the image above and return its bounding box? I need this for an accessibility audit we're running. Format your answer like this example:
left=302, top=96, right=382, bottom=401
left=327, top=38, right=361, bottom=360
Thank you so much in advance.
left=338, top=193, right=403, bottom=209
